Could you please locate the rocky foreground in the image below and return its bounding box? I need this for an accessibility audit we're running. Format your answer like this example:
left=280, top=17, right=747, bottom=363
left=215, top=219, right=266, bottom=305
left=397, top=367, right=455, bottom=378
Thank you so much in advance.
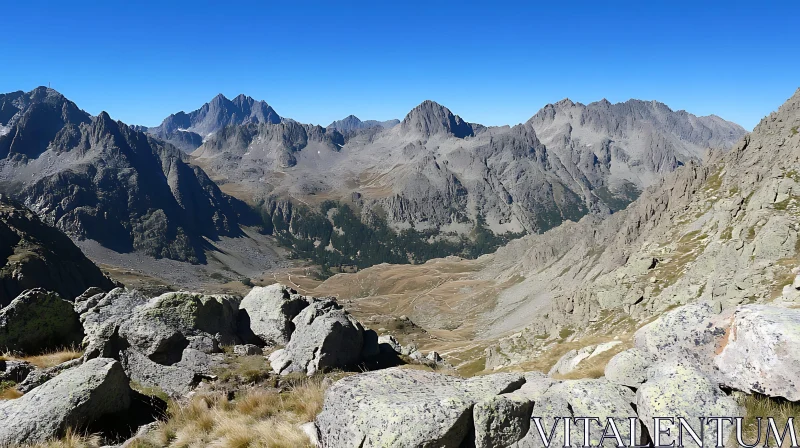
left=1, top=277, right=800, bottom=447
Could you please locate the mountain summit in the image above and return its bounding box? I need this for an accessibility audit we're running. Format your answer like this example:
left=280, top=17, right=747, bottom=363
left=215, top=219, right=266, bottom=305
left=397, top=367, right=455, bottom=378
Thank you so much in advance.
left=0, top=88, right=245, bottom=263
left=146, top=93, right=282, bottom=152
left=400, top=100, right=475, bottom=138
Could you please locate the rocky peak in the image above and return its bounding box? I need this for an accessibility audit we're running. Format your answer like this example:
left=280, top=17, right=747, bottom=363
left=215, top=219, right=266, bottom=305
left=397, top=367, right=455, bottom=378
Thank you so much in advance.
left=400, top=100, right=474, bottom=138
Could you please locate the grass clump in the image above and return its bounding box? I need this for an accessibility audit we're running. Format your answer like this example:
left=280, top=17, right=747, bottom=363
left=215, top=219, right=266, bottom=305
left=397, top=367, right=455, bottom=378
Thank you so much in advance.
left=0, top=379, right=22, bottom=400
left=2, top=348, right=83, bottom=369
left=214, top=354, right=274, bottom=385
left=133, top=377, right=328, bottom=448
left=791, top=126, right=798, bottom=137
left=738, top=393, right=800, bottom=447
left=15, top=428, right=102, bottom=447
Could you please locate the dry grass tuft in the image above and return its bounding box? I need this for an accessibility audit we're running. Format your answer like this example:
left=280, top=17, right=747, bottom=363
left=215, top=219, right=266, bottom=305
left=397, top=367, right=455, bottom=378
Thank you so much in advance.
left=16, top=428, right=102, bottom=448
left=134, top=376, right=328, bottom=447
left=2, top=348, right=83, bottom=369
left=737, top=393, right=800, bottom=448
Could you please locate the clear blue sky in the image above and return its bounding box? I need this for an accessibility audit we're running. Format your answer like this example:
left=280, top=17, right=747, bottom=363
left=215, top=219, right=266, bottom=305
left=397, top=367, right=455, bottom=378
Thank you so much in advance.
left=2, top=0, right=797, bottom=130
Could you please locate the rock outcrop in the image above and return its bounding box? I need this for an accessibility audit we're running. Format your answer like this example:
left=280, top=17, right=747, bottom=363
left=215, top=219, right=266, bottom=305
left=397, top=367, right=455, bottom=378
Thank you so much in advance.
left=239, top=284, right=311, bottom=345
left=270, top=299, right=366, bottom=376
left=0, top=196, right=115, bottom=307
left=0, top=358, right=131, bottom=445
left=0, top=288, right=83, bottom=353
left=79, top=288, right=241, bottom=396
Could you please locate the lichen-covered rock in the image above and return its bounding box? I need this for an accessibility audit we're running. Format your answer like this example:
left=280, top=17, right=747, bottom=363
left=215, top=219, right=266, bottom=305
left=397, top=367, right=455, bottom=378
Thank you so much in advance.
left=239, top=284, right=310, bottom=345
left=316, top=368, right=524, bottom=448
left=273, top=300, right=365, bottom=376
left=16, top=358, right=82, bottom=393
left=604, top=348, right=655, bottom=387
left=473, top=372, right=555, bottom=448
left=715, top=305, right=800, bottom=400
left=79, top=289, right=236, bottom=397
left=0, top=358, right=131, bottom=445
left=516, top=379, right=637, bottom=447
left=0, top=288, right=83, bottom=354
left=636, top=363, right=742, bottom=448
left=121, top=349, right=200, bottom=397
left=634, top=302, right=731, bottom=377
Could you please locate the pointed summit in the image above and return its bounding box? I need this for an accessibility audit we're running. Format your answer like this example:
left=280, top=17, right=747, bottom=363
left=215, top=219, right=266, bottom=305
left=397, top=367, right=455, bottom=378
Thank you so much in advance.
left=148, top=93, right=281, bottom=152
left=400, top=100, right=474, bottom=138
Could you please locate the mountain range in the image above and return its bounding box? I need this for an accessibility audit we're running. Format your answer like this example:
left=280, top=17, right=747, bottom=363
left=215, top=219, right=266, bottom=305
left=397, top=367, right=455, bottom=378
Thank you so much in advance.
left=0, top=87, right=746, bottom=272
left=0, top=87, right=245, bottom=264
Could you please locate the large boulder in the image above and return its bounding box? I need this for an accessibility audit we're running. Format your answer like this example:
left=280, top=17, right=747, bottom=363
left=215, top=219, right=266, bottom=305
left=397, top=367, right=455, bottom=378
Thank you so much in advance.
left=0, top=358, right=131, bottom=445
left=634, top=302, right=731, bottom=378
left=473, top=372, right=555, bottom=448
left=0, top=288, right=83, bottom=354
left=239, top=284, right=311, bottom=345
left=316, top=367, right=524, bottom=448
left=636, top=363, right=743, bottom=448
left=271, top=300, right=365, bottom=375
left=77, top=288, right=149, bottom=358
left=715, top=305, right=800, bottom=400
left=515, top=379, right=638, bottom=447
left=79, top=289, right=237, bottom=397
left=604, top=348, right=655, bottom=387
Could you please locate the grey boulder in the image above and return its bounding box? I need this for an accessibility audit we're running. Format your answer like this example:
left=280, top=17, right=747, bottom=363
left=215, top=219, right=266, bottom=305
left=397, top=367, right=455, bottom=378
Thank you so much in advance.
left=0, top=358, right=131, bottom=445
left=316, top=367, right=524, bottom=448
left=516, top=379, right=638, bottom=447
left=715, top=305, right=800, bottom=401
left=636, top=363, right=742, bottom=448
left=604, top=348, right=655, bottom=387
left=272, top=300, right=365, bottom=376
left=239, top=284, right=310, bottom=345
left=0, top=288, right=83, bottom=354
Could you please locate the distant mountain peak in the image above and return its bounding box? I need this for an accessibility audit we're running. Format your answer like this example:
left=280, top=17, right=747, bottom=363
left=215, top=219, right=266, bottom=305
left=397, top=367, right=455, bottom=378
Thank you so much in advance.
left=148, top=93, right=282, bottom=152
left=327, top=115, right=399, bottom=132
left=401, top=100, right=474, bottom=138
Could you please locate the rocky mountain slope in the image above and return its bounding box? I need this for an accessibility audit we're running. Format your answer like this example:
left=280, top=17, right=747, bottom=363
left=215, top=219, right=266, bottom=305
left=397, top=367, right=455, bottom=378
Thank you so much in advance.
left=0, top=196, right=115, bottom=306
left=192, top=96, right=745, bottom=241
left=0, top=87, right=246, bottom=264
left=478, top=88, right=800, bottom=366
left=295, top=88, right=800, bottom=375
left=145, top=93, right=282, bottom=152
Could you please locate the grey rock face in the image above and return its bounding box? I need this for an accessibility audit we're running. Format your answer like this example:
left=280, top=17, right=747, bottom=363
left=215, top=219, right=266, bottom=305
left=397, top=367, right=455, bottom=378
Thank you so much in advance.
left=239, top=284, right=310, bottom=345
left=0, top=288, right=83, bottom=354
left=272, top=300, right=365, bottom=375
left=316, top=367, right=524, bottom=448
left=80, top=289, right=239, bottom=397
left=715, top=305, right=800, bottom=401
left=636, top=363, right=743, bottom=448
left=604, top=348, right=655, bottom=387
left=0, top=196, right=115, bottom=307
left=633, top=302, right=730, bottom=378
left=0, top=359, right=33, bottom=383
left=472, top=373, right=555, bottom=448
left=0, top=87, right=244, bottom=264
left=0, top=358, right=131, bottom=446
left=519, top=379, right=638, bottom=448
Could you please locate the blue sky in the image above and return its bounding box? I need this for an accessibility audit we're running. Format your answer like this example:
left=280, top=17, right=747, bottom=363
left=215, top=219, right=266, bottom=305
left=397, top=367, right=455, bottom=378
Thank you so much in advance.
left=2, top=1, right=796, bottom=130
